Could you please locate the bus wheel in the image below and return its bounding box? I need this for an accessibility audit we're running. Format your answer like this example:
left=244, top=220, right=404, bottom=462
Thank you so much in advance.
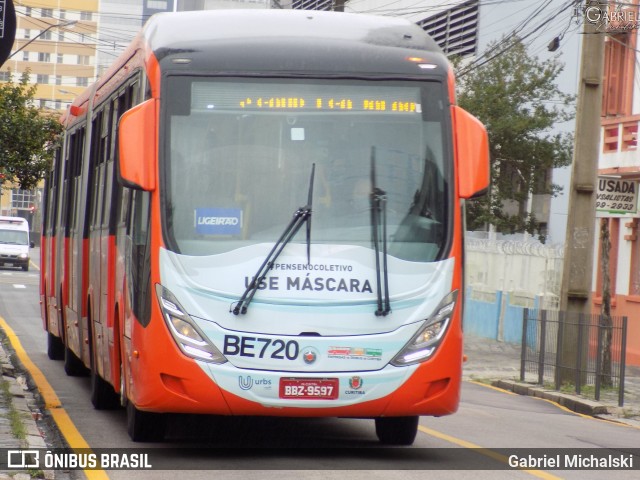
left=90, top=352, right=120, bottom=410
left=374, top=416, right=419, bottom=445
left=64, top=345, right=87, bottom=377
left=47, top=332, right=64, bottom=360
left=126, top=402, right=166, bottom=442
left=119, top=364, right=126, bottom=407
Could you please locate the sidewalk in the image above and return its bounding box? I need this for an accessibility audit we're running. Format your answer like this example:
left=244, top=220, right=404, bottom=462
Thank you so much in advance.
left=463, top=334, right=640, bottom=427
left=0, top=341, right=56, bottom=479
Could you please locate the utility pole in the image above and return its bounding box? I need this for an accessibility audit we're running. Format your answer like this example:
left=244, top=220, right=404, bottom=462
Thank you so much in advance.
left=558, top=1, right=606, bottom=381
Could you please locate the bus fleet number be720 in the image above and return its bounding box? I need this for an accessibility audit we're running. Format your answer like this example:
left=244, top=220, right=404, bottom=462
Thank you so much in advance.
left=223, top=335, right=300, bottom=360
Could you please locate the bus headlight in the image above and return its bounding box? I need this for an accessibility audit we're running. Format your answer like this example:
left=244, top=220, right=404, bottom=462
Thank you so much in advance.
left=391, top=291, right=458, bottom=366
left=155, top=284, right=227, bottom=363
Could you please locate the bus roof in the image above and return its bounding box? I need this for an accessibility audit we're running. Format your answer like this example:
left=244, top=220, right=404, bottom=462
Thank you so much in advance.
left=62, top=10, right=451, bottom=126
left=142, top=9, right=449, bottom=76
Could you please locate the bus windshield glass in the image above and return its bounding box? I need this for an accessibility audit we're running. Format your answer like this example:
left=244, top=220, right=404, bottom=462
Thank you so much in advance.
left=164, top=77, right=450, bottom=263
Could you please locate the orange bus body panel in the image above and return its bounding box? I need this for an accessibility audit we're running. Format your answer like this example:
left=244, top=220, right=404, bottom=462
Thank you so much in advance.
left=118, top=100, right=157, bottom=192
left=452, top=105, right=490, bottom=199
left=126, top=304, right=462, bottom=417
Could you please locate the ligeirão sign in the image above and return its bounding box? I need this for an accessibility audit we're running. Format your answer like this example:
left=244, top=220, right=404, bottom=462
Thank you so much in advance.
left=596, top=177, right=639, bottom=216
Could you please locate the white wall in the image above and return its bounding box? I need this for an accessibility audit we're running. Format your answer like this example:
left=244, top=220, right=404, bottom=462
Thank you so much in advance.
left=466, top=233, right=564, bottom=298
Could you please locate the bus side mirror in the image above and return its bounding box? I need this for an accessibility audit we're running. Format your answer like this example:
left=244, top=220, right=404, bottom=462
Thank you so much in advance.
left=452, top=106, right=490, bottom=199
left=118, top=99, right=157, bottom=191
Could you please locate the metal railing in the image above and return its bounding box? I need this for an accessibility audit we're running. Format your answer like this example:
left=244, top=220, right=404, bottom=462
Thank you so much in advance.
left=520, top=309, right=628, bottom=406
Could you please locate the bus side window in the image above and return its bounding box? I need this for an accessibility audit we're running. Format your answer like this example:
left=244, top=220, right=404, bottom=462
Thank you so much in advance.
left=90, top=111, right=104, bottom=229
left=46, top=148, right=62, bottom=236
left=127, top=190, right=151, bottom=327
left=70, top=128, right=84, bottom=234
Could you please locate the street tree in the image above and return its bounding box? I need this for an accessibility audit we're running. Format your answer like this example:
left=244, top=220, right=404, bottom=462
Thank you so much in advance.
left=454, top=38, right=574, bottom=240
left=599, top=218, right=613, bottom=388
left=0, top=71, right=62, bottom=190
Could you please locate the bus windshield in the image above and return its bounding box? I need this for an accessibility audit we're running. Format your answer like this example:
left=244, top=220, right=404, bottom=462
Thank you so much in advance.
left=164, top=77, right=450, bottom=263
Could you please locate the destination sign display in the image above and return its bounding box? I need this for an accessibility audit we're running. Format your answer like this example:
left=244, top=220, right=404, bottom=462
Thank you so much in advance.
left=191, top=82, right=422, bottom=114
left=237, top=96, right=420, bottom=113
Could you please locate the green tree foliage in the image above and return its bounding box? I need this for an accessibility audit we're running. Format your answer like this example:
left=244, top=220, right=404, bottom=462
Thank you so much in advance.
left=0, top=71, right=62, bottom=190
left=455, top=39, right=574, bottom=239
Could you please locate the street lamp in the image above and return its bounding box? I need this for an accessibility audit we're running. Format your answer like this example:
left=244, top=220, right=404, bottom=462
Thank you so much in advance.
left=8, top=20, right=77, bottom=59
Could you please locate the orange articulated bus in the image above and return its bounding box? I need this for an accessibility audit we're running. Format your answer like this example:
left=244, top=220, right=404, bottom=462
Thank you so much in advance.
left=41, top=9, right=489, bottom=444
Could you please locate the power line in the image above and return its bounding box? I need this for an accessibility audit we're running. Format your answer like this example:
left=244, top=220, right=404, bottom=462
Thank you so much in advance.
left=14, top=2, right=151, bottom=23
left=12, top=11, right=139, bottom=60
left=346, top=0, right=540, bottom=18
left=457, top=1, right=577, bottom=77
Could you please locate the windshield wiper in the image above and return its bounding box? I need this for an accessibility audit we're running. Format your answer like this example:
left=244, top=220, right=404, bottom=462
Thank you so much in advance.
left=305, top=162, right=315, bottom=264
left=232, top=163, right=315, bottom=315
left=370, top=148, right=391, bottom=316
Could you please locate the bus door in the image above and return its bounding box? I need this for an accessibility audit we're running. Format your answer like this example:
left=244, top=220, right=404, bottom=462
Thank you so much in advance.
left=89, top=104, right=113, bottom=376
left=64, top=128, right=86, bottom=357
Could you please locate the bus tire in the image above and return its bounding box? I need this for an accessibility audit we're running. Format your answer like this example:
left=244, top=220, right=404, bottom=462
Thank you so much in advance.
left=90, top=353, right=120, bottom=410
left=126, top=402, right=166, bottom=442
left=47, top=332, right=64, bottom=360
left=64, top=345, right=87, bottom=377
left=375, top=416, right=419, bottom=445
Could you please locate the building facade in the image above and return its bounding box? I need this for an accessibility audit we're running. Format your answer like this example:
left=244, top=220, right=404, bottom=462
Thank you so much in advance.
left=593, top=1, right=640, bottom=365
left=1, top=0, right=99, bottom=111
left=0, top=0, right=100, bottom=219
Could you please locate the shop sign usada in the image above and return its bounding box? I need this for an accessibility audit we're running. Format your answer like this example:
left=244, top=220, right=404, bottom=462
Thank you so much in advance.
left=596, top=177, right=639, bottom=217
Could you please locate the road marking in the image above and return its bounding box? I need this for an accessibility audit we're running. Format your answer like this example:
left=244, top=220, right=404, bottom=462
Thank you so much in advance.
left=418, top=424, right=562, bottom=479
left=467, top=379, right=517, bottom=394
left=13, top=284, right=26, bottom=289
left=0, top=317, right=109, bottom=480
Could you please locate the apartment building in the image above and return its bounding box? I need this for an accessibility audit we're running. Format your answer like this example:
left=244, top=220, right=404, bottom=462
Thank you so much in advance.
left=0, top=2, right=99, bottom=220
left=1, top=1, right=99, bottom=111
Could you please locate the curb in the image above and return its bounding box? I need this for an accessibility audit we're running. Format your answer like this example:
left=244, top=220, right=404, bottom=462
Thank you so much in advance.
left=492, top=379, right=609, bottom=415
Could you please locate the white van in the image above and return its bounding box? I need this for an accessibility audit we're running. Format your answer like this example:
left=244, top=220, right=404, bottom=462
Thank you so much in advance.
left=0, top=216, right=34, bottom=271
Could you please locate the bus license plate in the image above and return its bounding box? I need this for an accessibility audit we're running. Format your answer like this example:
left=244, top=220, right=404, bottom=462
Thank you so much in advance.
left=279, top=378, right=339, bottom=400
